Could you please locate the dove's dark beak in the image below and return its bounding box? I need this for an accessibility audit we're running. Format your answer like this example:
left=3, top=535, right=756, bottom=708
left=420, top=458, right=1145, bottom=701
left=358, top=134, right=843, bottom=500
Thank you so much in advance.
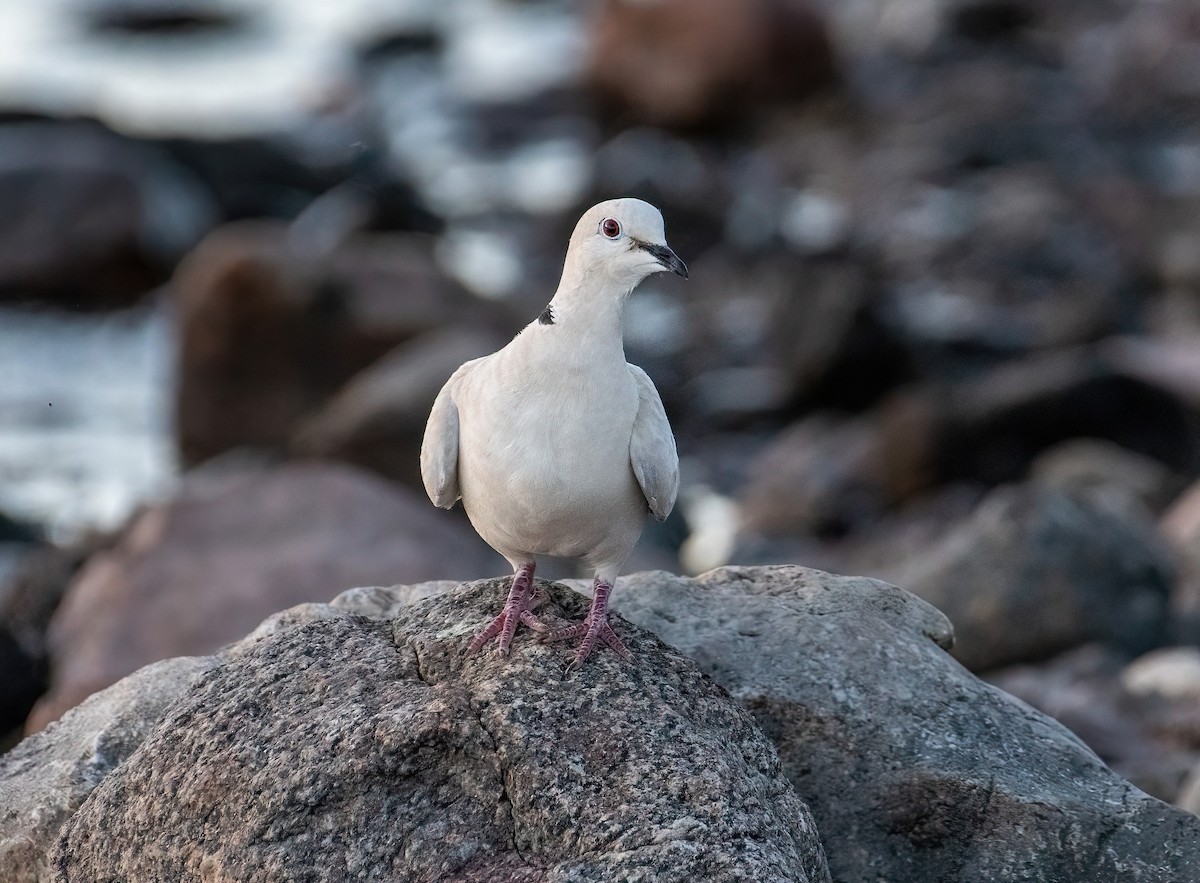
left=638, top=241, right=689, bottom=279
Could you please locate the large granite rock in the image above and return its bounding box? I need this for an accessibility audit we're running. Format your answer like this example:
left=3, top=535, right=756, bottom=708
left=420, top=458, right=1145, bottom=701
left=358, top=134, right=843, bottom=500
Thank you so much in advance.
left=28, top=462, right=500, bottom=731
left=8, top=566, right=1198, bottom=882
left=49, top=580, right=830, bottom=883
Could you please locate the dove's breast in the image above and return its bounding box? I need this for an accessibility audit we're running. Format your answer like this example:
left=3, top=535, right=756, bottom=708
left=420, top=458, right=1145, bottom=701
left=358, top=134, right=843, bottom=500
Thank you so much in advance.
left=455, top=347, right=646, bottom=563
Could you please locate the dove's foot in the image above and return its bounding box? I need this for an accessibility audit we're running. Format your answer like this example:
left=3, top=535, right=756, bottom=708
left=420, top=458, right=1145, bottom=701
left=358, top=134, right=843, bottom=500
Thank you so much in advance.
left=537, top=579, right=631, bottom=672
left=467, top=563, right=544, bottom=656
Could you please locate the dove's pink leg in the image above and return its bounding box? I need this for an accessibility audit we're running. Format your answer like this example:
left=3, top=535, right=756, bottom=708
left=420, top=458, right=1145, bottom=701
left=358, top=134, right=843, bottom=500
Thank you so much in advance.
left=537, top=578, right=631, bottom=672
left=467, top=563, right=543, bottom=656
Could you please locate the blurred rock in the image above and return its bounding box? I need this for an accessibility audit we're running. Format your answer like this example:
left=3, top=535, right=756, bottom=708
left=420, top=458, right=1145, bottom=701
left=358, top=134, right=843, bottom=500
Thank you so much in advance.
left=1030, top=438, right=1187, bottom=515
left=812, top=482, right=988, bottom=583
left=664, top=251, right=914, bottom=425
left=897, top=484, right=1174, bottom=671
left=735, top=342, right=1200, bottom=542
left=611, top=566, right=1200, bottom=882
left=739, top=414, right=890, bottom=537
left=1162, top=480, right=1200, bottom=644
left=292, top=326, right=507, bottom=487
left=27, top=461, right=501, bottom=731
left=1106, top=335, right=1200, bottom=412
left=49, top=581, right=830, bottom=883
left=0, top=655, right=217, bottom=883
left=0, top=630, right=38, bottom=751
left=1123, top=647, right=1200, bottom=702
left=173, top=221, right=513, bottom=466
left=0, top=122, right=213, bottom=308
left=739, top=397, right=935, bottom=536
left=766, top=260, right=915, bottom=411
left=162, top=136, right=443, bottom=233
left=1180, top=765, right=1200, bottom=816
left=924, top=348, right=1200, bottom=485
left=587, top=0, right=835, bottom=130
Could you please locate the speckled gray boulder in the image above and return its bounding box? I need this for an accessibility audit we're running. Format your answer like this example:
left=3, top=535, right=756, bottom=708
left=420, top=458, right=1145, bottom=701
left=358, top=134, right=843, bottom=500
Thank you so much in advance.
left=49, top=579, right=830, bottom=883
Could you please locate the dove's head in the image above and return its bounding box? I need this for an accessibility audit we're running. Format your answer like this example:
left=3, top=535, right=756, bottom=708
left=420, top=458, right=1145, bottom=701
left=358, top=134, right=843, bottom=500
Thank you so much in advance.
left=563, top=198, right=688, bottom=292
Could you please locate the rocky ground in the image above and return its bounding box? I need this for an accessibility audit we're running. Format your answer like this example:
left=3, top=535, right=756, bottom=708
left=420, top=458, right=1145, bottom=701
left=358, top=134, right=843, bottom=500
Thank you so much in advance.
left=3, top=0, right=1200, bottom=877
left=3, top=568, right=1198, bottom=882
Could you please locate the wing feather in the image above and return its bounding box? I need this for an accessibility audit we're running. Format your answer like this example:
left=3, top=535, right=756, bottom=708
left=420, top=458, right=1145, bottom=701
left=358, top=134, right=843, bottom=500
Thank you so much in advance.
left=628, top=364, right=679, bottom=521
left=420, top=359, right=484, bottom=509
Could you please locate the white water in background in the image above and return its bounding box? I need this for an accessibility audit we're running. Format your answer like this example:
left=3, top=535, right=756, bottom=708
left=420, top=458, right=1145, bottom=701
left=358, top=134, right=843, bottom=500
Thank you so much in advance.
left=0, top=304, right=177, bottom=541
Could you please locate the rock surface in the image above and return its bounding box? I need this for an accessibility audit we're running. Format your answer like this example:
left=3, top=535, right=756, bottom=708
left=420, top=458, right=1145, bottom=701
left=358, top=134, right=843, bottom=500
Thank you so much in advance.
left=6, top=565, right=1199, bottom=882
left=895, top=484, right=1174, bottom=671
left=28, top=462, right=500, bottom=731
left=0, top=655, right=217, bottom=883
left=50, top=580, right=830, bottom=883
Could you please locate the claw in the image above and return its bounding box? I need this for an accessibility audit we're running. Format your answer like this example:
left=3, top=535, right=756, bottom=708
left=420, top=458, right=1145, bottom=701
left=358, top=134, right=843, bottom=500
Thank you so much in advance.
left=467, top=563, right=542, bottom=655
left=541, top=579, right=631, bottom=672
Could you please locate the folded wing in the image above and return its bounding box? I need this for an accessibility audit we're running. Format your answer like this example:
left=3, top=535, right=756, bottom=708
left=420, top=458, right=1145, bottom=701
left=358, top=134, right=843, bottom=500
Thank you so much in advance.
left=627, top=364, right=679, bottom=521
left=420, top=359, right=485, bottom=509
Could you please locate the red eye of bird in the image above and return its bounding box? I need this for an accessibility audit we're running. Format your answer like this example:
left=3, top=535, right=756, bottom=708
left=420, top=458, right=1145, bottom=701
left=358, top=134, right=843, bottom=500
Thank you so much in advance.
left=600, top=218, right=621, bottom=238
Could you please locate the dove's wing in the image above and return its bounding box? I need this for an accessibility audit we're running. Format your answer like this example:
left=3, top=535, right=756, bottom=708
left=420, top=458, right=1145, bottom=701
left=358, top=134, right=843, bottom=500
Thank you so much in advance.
left=627, top=364, right=679, bottom=522
left=420, top=358, right=486, bottom=509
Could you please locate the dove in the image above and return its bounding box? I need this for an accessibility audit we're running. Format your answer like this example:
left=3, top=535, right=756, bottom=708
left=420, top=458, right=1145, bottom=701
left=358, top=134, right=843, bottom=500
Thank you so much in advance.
left=420, top=198, right=686, bottom=670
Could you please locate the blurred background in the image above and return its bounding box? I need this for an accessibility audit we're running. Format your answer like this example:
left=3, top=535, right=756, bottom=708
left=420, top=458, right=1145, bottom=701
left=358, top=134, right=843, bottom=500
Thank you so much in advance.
left=3, top=0, right=1200, bottom=812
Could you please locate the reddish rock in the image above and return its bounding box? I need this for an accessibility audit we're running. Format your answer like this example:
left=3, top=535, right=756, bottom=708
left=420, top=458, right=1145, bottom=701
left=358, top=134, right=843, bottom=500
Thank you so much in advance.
left=587, top=0, right=835, bottom=130
left=173, top=221, right=512, bottom=466
left=27, top=462, right=501, bottom=731
left=291, top=326, right=507, bottom=488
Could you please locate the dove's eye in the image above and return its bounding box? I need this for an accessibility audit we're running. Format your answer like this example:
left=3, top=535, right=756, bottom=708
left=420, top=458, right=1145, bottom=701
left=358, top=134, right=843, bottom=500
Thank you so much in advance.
left=600, top=218, right=621, bottom=239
